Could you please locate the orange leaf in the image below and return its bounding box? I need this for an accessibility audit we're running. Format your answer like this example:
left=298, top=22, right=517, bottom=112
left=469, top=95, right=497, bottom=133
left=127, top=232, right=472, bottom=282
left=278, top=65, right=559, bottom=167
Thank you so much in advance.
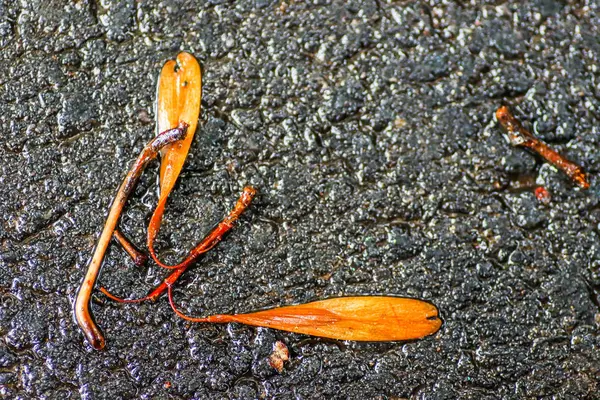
left=205, top=297, right=442, bottom=341
left=156, top=52, right=202, bottom=197
left=148, top=52, right=202, bottom=264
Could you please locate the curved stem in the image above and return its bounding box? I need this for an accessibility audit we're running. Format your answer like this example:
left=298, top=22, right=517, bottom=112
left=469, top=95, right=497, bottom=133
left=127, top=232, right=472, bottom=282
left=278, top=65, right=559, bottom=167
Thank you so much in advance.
left=74, top=122, right=188, bottom=350
left=147, top=186, right=256, bottom=270
left=100, top=186, right=257, bottom=303
left=98, top=287, right=152, bottom=303
left=167, top=283, right=232, bottom=323
left=167, top=283, right=210, bottom=322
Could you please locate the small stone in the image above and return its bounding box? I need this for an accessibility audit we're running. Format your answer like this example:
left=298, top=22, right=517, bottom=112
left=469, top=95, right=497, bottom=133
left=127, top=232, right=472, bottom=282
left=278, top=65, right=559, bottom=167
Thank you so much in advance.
left=268, top=341, right=289, bottom=373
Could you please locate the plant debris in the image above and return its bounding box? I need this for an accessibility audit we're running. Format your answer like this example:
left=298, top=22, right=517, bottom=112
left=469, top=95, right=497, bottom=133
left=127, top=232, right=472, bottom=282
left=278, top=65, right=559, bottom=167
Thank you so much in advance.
left=147, top=52, right=204, bottom=270
left=168, top=294, right=442, bottom=342
left=99, top=186, right=256, bottom=303
left=113, top=229, right=147, bottom=267
left=534, top=186, right=551, bottom=205
left=496, top=106, right=590, bottom=190
left=75, top=122, right=189, bottom=350
left=76, top=52, right=441, bottom=350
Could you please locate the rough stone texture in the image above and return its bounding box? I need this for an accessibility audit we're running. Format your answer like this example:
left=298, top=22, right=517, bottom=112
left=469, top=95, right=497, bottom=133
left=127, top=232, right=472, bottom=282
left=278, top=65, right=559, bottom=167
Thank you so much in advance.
left=1, top=0, right=600, bottom=399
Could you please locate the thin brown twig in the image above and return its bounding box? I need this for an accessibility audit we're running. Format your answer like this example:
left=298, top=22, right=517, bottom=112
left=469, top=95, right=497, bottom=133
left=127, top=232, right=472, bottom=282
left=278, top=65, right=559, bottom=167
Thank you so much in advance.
left=496, top=106, right=590, bottom=189
left=74, top=122, right=188, bottom=350
left=113, top=229, right=148, bottom=267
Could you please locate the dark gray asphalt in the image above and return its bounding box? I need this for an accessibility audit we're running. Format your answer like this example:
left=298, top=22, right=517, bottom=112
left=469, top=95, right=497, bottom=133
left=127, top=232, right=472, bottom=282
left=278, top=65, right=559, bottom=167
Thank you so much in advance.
left=1, top=0, right=600, bottom=399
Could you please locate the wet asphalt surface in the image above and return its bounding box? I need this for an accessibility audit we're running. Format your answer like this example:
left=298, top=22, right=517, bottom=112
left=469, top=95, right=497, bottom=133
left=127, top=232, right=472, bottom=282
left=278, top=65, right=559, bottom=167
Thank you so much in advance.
left=1, top=0, right=600, bottom=399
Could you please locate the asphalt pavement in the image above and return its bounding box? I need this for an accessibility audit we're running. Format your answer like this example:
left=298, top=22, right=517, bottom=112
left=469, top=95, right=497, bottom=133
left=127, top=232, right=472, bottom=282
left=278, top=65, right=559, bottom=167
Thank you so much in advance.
left=1, top=1, right=599, bottom=399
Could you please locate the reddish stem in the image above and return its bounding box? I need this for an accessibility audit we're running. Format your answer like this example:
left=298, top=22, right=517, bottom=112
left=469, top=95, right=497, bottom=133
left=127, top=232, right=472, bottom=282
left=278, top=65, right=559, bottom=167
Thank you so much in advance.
left=167, top=283, right=231, bottom=323
left=496, top=106, right=589, bottom=190
left=147, top=187, right=256, bottom=270
left=100, top=186, right=257, bottom=303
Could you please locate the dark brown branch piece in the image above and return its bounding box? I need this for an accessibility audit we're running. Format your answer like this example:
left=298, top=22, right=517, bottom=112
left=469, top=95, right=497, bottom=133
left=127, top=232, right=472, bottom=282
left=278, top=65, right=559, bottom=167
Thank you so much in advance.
left=74, top=122, right=188, bottom=350
left=496, top=106, right=590, bottom=190
left=113, top=229, right=148, bottom=267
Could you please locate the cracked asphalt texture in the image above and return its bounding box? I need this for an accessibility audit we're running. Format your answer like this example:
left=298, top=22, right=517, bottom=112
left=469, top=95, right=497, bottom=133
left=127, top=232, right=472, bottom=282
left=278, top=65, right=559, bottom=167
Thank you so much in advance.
left=1, top=0, right=600, bottom=398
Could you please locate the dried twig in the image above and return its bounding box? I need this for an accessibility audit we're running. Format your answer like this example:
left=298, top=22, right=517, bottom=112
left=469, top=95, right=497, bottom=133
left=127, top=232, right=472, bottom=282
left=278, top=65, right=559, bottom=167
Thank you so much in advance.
left=496, top=106, right=589, bottom=189
left=113, top=229, right=148, bottom=267
left=99, top=186, right=256, bottom=303
left=74, top=123, right=188, bottom=350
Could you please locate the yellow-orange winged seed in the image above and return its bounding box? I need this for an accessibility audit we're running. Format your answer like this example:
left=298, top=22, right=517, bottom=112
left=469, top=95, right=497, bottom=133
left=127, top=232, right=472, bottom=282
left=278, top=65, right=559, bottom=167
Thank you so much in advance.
left=158, top=52, right=202, bottom=195
left=147, top=52, right=202, bottom=264
left=181, top=297, right=442, bottom=341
